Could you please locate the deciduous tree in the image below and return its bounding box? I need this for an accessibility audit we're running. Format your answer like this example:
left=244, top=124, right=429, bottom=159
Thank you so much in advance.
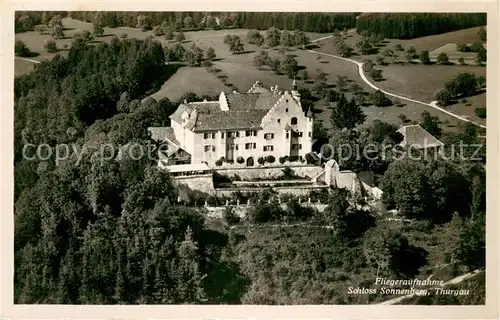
left=330, top=93, right=366, bottom=130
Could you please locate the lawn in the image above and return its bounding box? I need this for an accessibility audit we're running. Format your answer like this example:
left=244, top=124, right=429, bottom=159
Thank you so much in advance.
left=14, top=58, right=36, bottom=76
left=428, top=43, right=483, bottom=61
left=146, top=66, right=233, bottom=102
left=314, top=26, right=485, bottom=63
left=374, top=64, right=486, bottom=102
left=15, top=18, right=472, bottom=133
left=445, top=91, right=486, bottom=126
left=15, top=18, right=324, bottom=72
left=314, top=98, right=463, bottom=134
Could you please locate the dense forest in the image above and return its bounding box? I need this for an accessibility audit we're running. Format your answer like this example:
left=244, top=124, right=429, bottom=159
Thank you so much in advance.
left=15, top=11, right=358, bottom=33
left=14, top=16, right=486, bottom=304
left=356, top=13, right=487, bottom=39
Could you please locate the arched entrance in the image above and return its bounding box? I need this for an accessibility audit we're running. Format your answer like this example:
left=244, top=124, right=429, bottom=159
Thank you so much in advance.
left=246, top=157, right=254, bottom=167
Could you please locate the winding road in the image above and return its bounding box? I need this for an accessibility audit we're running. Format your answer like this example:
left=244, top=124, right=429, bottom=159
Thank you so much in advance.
left=309, top=35, right=486, bottom=129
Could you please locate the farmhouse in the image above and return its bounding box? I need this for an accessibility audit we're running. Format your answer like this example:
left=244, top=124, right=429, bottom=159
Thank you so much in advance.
left=397, top=124, right=444, bottom=151
left=149, top=80, right=314, bottom=167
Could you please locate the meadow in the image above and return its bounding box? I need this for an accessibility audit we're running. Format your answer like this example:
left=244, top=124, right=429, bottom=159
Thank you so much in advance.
left=315, top=26, right=484, bottom=62
left=15, top=18, right=479, bottom=132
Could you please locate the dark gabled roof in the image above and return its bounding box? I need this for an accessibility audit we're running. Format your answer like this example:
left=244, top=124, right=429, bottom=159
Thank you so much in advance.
left=147, top=127, right=183, bottom=157
left=169, top=104, right=191, bottom=124
left=397, top=124, right=444, bottom=149
left=192, top=109, right=269, bottom=131
left=255, top=91, right=283, bottom=110
left=226, top=93, right=261, bottom=110
left=148, top=127, right=177, bottom=143
left=169, top=89, right=289, bottom=131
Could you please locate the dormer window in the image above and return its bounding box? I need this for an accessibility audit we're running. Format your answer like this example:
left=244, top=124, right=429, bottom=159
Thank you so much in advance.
left=204, top=132, right=216, bottom=139
left=291, top=117, right=298, bottom=125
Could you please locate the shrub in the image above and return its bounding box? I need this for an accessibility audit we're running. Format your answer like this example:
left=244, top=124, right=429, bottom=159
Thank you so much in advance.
left=247, top=201, right=284, bottom=223
left=152, top=25, right=164, bottom=36
left=236, top=156, right=245, bottom=164
left=223, top=206, right=241, bottom=225
left=281, top=166, right=296, bottom=179
left=476, top=76, right=486, bottom=88
left=120, top=33, right=128, bottom=38
left=370, top=90, right=391, bottom=107
left=257, top=157, right=265, bottom=165
left=362, top=59, right=374, bottom=73
left=305, top=153, right=317, bottom=164
left=475, top=107, right=486, bottom=118
left=398, top=114, right=407, bottom=121
left=419, top=50, right=431, bottom=64
left=43, top=40, right=57, bottom=53
left=288, top=155, right=299, bottom=162
left=175, top=31, right=186, bottom=42
left=437, top=52, right=450, bottom=65
left=215, top=160, right=223, bottom=166
left=458, top=57, right=466, bottom=65
left=460, top=98, right=467, bottom=104
left=202, top=60, right=212, bottom=68
left=470, top=41, right=484, bottom=53
left=279, top=156, right=286, bottom=164
left=15, top=40, right=31, bottom=57
left=456, top=43, right=471, bottom=52
left=265, top=155, right=276, bottom=163
left=476, top=48, right=486, bottom=64
left=393, top=44, right=404, bottom=51
left=369, top=69, right=383, bottom=81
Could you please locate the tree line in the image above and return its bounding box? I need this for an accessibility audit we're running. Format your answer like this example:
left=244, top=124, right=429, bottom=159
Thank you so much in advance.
left=356, top=13, right=486, bottom=39
left=15, top=11, right=359, bottom=34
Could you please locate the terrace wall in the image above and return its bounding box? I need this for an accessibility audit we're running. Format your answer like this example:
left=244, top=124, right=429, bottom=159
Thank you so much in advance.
left=172, top=174, right=215, bottom=194
left=214, top=164, right=324, bottom=180
left=214, top=185, right=330, bottom=198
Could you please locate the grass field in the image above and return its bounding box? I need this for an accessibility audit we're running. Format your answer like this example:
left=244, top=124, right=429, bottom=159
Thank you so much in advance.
left=446, top=92, right=487, bottom=126
left=147, top=66, right=233, bottom=102
left=15, top=18, right=478, bottom=132
left=374, top=64, right=486, bottom=102
left=315, top=27, right=485, bottom=62
left=14, top=58, right=36, bottom=76
left=428, top=43, right=483, bottom=61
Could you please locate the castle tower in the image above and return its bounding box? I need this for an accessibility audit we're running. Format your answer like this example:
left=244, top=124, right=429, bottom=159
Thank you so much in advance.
left=291, top=77, right=300, bottom=101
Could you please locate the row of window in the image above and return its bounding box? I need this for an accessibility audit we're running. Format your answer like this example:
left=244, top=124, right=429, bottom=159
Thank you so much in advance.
left=205, top=130, right=256, bottom=139
left=202, top=117, right=300, bottom=140
left=205, top=131, right=311, bottom=140
left=204, top=144, right=301, bottom=152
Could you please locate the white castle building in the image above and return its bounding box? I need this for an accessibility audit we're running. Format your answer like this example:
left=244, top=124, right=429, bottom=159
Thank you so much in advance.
left=148, top=80, right=314, bottom=168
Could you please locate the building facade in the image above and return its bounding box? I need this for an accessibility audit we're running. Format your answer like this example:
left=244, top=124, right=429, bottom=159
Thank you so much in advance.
left=150, top=80, right=314, bottom=167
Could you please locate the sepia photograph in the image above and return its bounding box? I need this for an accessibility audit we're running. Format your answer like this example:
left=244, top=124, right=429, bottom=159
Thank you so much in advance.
left=5, top=6, right=496, bottom=314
